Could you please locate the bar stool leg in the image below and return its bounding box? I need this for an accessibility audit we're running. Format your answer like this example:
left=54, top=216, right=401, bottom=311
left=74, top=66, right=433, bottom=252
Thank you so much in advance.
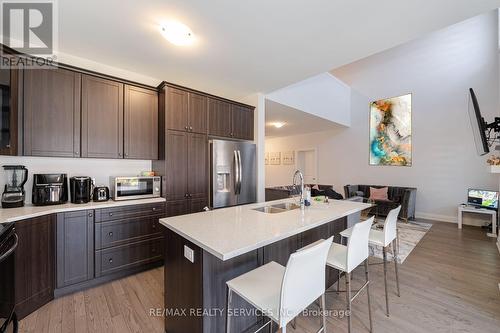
left=393, top=239, right=400, bottom=297
left=226, top=287, right=232, bottom=333
left=345, top=272, right=352, bottom=333
left=269, top=320, right=273, bottom=333
left=320, top=293, right=327, bottom=333
left=382, top=247, right=390, bottom=317
left=337, top=270, right=341, bottom=293
left=364, top=259, right=373, bottom=332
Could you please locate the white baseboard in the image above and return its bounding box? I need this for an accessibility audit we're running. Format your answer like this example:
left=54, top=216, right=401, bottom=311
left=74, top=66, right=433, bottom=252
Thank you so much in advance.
left=415, top=212, right=457, bottom=223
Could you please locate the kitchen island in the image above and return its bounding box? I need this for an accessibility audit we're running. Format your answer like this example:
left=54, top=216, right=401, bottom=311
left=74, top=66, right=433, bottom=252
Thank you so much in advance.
left=159, top=198, right=371, bottom=333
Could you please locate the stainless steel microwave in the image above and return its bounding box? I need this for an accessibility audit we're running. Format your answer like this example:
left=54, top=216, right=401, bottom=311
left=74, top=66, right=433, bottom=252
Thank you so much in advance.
left=110, top=176, right=161, bottom=201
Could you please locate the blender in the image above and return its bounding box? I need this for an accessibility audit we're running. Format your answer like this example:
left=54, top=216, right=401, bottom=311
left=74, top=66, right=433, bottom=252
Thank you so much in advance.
left=1, top=165, right=28, bottom=208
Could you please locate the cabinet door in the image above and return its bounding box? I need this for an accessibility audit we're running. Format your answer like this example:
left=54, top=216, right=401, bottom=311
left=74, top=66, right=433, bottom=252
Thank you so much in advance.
left=15, top=215, right=55, bottom=319
left=81, top=75, right=124, bottom=158
left=166, top=199, right=190, bottom=217
left=23, top=67, right=81, bottom=157
left=56, top=210, right=94, bottom=288
left=232, top=105, right=254, bottom=140
left=166, top=87, right=188, bottom=131
left=0, top=55, right=19, bottom=156
left=188, top=92, right=207, bottom=134
left=189, top=197, right=208, bottom=214
left=187, top=133, right=208, bottom=199
left=165, top=130, right=188, bottom=200
left=124, top=85, right=158, bottom=159
left=208, top=98, right=232, bottom=137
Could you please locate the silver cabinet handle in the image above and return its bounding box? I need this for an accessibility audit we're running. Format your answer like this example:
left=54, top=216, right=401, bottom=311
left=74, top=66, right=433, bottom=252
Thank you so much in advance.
left=108, top=232, right=113, bottom=237
left=109, top=258, right=113, bottom=263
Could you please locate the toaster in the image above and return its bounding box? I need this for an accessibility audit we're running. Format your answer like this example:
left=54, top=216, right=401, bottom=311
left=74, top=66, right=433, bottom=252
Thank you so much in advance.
left=93, top=186, right=110, bottom=202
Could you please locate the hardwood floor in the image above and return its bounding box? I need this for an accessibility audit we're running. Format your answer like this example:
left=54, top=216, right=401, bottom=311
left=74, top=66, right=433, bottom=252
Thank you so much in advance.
left=19, top=221, right=500, bottom=333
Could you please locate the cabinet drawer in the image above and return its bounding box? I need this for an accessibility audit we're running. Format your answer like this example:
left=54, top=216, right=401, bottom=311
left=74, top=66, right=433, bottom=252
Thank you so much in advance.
left=95, top=237, right=163, bottom=277
left=95, top=215, right=163, bottom=250
left=95, top=202, right=165, bottom=222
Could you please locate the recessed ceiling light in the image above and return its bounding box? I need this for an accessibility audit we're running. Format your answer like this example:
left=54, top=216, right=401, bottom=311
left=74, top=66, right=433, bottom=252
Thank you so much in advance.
left=272, top=122, right=286, bottom=128
left=160, top=21, right=194, bottom=46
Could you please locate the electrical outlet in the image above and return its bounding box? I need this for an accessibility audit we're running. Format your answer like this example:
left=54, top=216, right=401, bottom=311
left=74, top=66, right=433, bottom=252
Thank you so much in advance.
left=184, top=245, right=194, bottom=263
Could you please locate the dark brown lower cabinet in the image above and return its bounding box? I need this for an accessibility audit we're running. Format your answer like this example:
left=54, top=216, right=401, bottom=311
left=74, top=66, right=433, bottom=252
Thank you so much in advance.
left=14, top=215, right=55, bottom=319
left=166, top=197, right=208, bottom=217
left=56, top=210, right=94, bottom=289
left=14, top=202, right=166, bottom=318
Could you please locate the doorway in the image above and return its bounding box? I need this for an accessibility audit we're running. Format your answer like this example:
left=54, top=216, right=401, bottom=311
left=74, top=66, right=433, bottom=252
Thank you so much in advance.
left=296, top=149, right=317, bottom=184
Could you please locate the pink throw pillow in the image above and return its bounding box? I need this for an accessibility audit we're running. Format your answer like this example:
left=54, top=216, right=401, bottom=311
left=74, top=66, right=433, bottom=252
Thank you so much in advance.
left=369, top=187, right=388, bottom=201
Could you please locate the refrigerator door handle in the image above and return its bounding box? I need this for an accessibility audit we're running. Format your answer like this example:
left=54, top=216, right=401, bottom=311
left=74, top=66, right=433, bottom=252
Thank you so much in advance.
left=233, top=150, right=239, bottom=195
left=237, top=150, right=243, bottom=195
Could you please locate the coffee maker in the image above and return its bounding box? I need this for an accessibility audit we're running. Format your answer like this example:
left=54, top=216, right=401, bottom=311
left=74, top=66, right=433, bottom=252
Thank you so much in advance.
left=32, top=174, right=68, bottom=206
left=1, top=165, right=28, bottom=208
left=70, top=176, right=92, bottom=204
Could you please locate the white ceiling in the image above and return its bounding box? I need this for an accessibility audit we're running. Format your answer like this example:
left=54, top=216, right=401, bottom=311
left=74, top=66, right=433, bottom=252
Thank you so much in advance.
left=56, top=0, right=500, bottom=102
left=265, top=99, right=343, bottom=137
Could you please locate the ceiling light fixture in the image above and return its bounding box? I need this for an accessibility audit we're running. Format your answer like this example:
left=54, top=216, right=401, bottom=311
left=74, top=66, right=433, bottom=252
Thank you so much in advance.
left=272, top=122, right=286, bottom=128
left=160, top=21, right=194, bottom=46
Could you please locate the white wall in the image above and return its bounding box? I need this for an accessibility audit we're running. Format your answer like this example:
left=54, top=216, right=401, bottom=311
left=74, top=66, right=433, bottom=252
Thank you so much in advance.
left=266, top=73, right=351, bottom=127
left=0, top=156, right=151, bottom=204
left=266, top=11, right=499, bottom=223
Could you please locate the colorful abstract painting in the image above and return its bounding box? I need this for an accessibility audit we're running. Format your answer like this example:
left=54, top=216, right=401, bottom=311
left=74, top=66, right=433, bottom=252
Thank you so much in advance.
left=369, top=94, right=412, bottom=166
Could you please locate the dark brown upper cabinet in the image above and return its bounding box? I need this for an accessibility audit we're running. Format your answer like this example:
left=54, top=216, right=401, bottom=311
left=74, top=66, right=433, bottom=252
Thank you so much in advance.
left=124, top=85, right=158, bottom=160
left=165, top=130, right=188, bottom=201
left=163, top=130, right=208, bottom=212
left=208, top=98, right=254, bottom=140
left=231, top=105, right=254, bottom=140
left=165, top=86, right=207, bottom=134
left=188, top=92, right=208, bottom=134
left=23, top=67, right=81, bottom=157
left=0, top=55, right=19, bottom=156
left=166, top=87, right=188, bottom=132
left=208, top=98, right=232, bottom=137
left=81, top=75, right=124, bottom=159
left=187, top=132, right=208, bottom=199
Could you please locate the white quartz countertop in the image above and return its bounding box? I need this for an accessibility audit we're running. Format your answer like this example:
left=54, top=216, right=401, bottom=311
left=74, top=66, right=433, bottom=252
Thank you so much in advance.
left=159, top=198, right=371, bottom=261
left=0, top=197, right=166, bottom=224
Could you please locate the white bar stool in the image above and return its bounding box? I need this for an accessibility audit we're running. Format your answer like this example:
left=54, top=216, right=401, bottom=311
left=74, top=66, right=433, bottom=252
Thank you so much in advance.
left=225, top=236, right=334, bottom=333
left=340, top=206, right=401, bottom=317
left=326, top=216, right=374, bottom=333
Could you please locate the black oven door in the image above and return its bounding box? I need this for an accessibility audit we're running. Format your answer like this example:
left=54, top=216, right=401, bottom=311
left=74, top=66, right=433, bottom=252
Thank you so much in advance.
left=0, top=224, right=18, bottom=333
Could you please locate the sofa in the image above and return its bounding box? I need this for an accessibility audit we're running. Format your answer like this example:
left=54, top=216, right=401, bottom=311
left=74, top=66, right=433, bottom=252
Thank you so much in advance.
left=344, top=184, right=417, bottom=221
left=265, top=184, right=343, bottom=201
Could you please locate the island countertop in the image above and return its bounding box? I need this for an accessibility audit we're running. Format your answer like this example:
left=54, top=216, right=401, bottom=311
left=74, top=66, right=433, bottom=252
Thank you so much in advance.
left=159, top=198, right=371, bottom=261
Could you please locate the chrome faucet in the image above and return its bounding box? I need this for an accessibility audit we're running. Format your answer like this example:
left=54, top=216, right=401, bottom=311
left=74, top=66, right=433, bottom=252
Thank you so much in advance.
left=293, top=170, right=305, bottom=210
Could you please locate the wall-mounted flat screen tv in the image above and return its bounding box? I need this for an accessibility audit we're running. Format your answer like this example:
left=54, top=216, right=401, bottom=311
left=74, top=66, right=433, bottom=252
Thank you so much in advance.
left=468, top=88, right=489, bottom=156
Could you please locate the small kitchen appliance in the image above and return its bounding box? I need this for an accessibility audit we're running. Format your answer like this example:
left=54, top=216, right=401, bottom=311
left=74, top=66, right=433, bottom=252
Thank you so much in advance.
left=93, top=186, right=110, bottom=202
left=32, top=174, right=68, bottom=206
left=1, top=165, right=28, bottom=209
left=70, top=176, right=92, bottom=204
left=110, top=176, right=160, bottom=201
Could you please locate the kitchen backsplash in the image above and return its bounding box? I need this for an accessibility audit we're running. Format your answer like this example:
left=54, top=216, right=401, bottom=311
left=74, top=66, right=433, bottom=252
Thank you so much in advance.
left=0, top=156, right=152, bottom=204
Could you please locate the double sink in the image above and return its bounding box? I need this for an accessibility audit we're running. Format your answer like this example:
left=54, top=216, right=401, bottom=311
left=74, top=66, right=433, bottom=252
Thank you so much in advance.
left=253, top=202, right=301, bottom=214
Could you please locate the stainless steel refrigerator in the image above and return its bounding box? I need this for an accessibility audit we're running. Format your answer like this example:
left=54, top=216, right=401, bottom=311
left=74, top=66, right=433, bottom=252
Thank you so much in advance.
left=209, top=139, right=257, bottom=208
